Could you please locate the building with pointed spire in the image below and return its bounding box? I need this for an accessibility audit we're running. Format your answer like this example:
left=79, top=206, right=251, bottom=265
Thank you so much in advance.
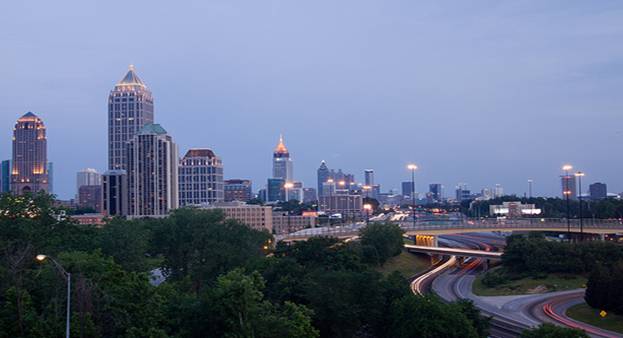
left=11, top=112, right=49, bottom=195
left=127, top=123, right=178, bottom=217
left=272, top=135, right=293, bottom=182
left=108, top=65, right=154, bottom=171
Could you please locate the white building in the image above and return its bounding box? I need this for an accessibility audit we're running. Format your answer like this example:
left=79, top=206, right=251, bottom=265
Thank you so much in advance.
left=179, top=148, right=224, bottom=206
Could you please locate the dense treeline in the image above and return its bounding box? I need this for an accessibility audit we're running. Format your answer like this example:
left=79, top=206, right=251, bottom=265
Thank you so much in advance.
left=0, top=193, right=489, bottom=338
left=585, top=262, right=623, bottom=315
left=467, top=196, right=623, bottom=219
left=501, top=234, right=623, bottom=275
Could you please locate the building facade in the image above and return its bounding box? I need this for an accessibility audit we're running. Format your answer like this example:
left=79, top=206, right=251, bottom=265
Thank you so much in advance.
left=319, top=194, right=363, bottom=219
left=178, top=148, right=224, bottom=206
left=364, top=169, right=375, bottom=186
left=317, top=161, right=330, bottom=197
left=561, top=175, right=578, bottom=200
left=11, top=112, right=49, bottom=195
left=78, top=185, right=102, bottom=212
left=224, top=179, right=253, bottom=202
left=429, top=184, right=443, bottom=202
left=267, top=178, right=285, bottom=202
left=108, top=65, right=154, bottom=171
left=302, top=188, right=317, bottom=203
left=127, top=124, right=178, bottom=217
left=203, top=201, right=273, bottom=233
left=589, top=183, right=607, bottom=200
left=272, top=135, right=293, bottom=182
left=102, top=170, right=128, bottom=216
left=272, top=211, right=316, bottom=235
left=0, top=160, right=10, bottom=193
left=76, top=168, right=102, bottom=196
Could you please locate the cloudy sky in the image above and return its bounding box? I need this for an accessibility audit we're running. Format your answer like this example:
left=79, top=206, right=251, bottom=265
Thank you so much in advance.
left=1, top=1, right=622, bottom=199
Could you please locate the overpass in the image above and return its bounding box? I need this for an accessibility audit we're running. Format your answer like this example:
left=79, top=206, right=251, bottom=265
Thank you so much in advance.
left=404, top=244, right=503, bottom=259
left=278, top=218, right=623, bottom=242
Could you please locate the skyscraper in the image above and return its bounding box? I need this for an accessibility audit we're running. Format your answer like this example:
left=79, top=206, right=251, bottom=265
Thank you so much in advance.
left=364, top=169, right=375, bottom=186
left=589, top=182, right=607, bottom=200
left=11, top=112, right=49, bottom=195
left=76, top=168, right=102, bottom=196
left=317, top=161, right=330, bottom=197
left=127, top=124, right=178, bottom=217
left=272, top=135, right=293, bottom=182
left=178, top=148, right=224, bottom=206
left=102, top=170, right=128, bottom=216
left=108, top=65, right=154, bottom=171
left=429, top=184, right=443, bottom=202
left=267, top=178, right=285, bottom=202
left=0, top=160, right=11, bottom=193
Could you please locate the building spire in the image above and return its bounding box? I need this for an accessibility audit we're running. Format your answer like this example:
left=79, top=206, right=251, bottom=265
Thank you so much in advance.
left=274, top=134, right=288, bottom=154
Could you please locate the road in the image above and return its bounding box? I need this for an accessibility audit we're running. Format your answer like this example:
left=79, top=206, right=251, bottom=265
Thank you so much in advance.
left=423, top=233, right=623, bottom=338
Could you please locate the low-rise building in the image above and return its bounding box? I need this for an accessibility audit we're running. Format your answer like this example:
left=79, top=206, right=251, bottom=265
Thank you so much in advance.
left=71, top=213, right=106, bottom=226
left=272, top=211, right=316, bottom=235
left=489, top=201, right=541, bottom=218
left=202, top=201, right=273, bottom=233
left=78, top=185, right=102, bottom=212
left=224, top=179, right=253, bottom=202
left=319, top=194, right=363, bottom=219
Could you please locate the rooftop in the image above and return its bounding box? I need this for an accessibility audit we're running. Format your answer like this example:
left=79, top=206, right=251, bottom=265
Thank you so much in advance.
left=138, top=123, right=167, bottom=135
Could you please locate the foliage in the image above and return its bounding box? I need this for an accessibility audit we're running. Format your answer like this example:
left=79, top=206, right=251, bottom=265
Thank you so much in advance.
left=468, top=196, right=623, bottom=219
left=585, top=261, right=623, bottom=315
left=359, top=223, right=404, bottom=266
left=520, top=323, right=589, bottom=338
left=502, top=233, right=623, bottom=275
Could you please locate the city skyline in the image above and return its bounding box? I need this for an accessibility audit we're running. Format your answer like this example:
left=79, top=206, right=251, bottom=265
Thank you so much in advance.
left=1, top=2, right=622, bottom=199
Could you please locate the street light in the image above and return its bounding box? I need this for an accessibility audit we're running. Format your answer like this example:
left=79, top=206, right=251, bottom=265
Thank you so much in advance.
left=562, top=164, right=573, bottom=242
left=407, top=164, right=418, bottom=228
left=36, top=254, right=71, bottom=338
left=576, top=171, right=585, bottom=241
left=363, top=203, right=372, bottom=225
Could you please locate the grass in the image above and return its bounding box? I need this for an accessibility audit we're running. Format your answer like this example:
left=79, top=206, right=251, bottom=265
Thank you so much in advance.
left=473, top=268, right=586, bottom=296
left=376, top=249, right=431, bottom=277
left=567, top=303, right=623, bottom=334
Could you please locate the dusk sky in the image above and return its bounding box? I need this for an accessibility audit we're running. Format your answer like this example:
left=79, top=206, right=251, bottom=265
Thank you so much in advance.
left=1, top=1, right=622, bottom=199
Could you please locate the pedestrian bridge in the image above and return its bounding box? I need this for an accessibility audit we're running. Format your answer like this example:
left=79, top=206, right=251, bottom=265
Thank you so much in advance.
left=277, top=218, right=623, bottom=242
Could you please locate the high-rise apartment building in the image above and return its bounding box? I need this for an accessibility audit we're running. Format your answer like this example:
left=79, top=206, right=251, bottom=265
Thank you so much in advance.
left=401, top=181, right=414, bottom=198
left=127, top=124, right=178, bottom=217
left=11, top=112, right=49, bottom=195
left=102, top=170, right=128, bottom=216
left=272, top=135, right=293, bottom=182
left=47, top=162, right=54, bottom=194
left=76, top=168, right=102, bottom=196
left=224, top=179, right=253, bottom=202
left=108, top=65, right=154, bottom=171
left=179, top=148, right=224, bottom=206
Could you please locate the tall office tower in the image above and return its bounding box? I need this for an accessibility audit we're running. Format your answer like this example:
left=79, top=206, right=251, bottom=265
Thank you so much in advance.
left=267, top=178, right=285, bottom=202
left=302, top=188, right=317, bottom=203
left=272, top=135, right=293, bottom=182
left=127, top=124, right=178, bottom=217
left=0, top=160, right=11, bottom=193
left=401, top=181, right=413, bottom=198
left=560, top=175, right=577, bottom=200
left=429, top=184, right=443, bottom=202
left=108, top=65, right=154, bottom=171
left=178, top=148, right=224, bottom=206
left=364, top=169, right=375, bottom=186
left=76, top=168, right=102, bottom=195
left=455, top=183, right=471, bottom=202
left=317, top=161, right=330, bottom=197
left=11, top=112, right=49, bottom=195
left=494, top=184, right=504, bottom=198
left=102, top=170, right=128, bottom=216
left=224, top=179, right=253, bottom=202
left=589, top=182, right=607, bottom=200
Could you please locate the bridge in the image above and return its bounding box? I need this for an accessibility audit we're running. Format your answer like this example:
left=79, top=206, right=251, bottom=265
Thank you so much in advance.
left=404, top=244, right=503, bottom=259
left=278, top=218, right=623, bottom=242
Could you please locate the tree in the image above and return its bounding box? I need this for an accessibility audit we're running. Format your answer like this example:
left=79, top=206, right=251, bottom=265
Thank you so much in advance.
left=521, top=324, right=589, bottom=338
left=359, top=223, right=404, bottom=266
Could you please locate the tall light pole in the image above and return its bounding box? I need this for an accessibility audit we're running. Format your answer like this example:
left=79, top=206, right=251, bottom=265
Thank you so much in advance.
left=562, top=164, right=573, bottom=242
left=576, top=171, right=585, bottom=241
left=407, top=164, right=418, bottom=228
left=36, top=254, right=71, bottom=338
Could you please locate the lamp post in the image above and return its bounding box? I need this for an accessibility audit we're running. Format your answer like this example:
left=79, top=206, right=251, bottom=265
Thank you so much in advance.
left=562, top=164, right=573, bottom=242
left=36, top=254, right=70, bottom=338
left=407, top=164, right=418, bottom=228
left=576, top=171, right=585, bottom=241
left=363, top=203, right=372, bottom=225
